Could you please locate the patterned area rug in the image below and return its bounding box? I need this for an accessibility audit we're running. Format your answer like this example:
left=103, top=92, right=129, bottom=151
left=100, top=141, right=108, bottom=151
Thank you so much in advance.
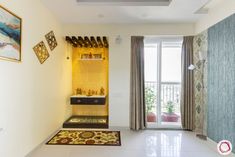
left=46, top=130, right=121, bottom=146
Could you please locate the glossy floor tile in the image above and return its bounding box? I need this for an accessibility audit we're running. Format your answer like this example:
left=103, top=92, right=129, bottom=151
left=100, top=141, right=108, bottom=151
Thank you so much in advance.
left=29, top=128, right=227, bottom=157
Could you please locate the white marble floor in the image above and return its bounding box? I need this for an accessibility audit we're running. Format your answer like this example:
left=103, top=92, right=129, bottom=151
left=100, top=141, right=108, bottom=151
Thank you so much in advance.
left=29, top=128, right=226, bottom=157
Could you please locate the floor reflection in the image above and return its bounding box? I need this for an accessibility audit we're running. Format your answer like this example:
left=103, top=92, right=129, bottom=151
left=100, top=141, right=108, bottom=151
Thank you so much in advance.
left=146, top=132, right=182, bottom=157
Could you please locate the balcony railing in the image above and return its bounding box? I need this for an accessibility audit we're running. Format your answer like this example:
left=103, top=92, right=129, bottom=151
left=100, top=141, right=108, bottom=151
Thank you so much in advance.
left=145, top=81, right=181, bottom=114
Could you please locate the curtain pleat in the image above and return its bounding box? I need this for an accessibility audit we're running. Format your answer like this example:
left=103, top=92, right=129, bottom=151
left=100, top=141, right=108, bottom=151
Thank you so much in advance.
left=130, top=36, right=146, bottom=131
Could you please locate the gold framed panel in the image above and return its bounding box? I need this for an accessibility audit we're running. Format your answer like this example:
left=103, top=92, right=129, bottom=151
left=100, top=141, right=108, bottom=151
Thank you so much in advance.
left=33, top=41, right=50, bottom=64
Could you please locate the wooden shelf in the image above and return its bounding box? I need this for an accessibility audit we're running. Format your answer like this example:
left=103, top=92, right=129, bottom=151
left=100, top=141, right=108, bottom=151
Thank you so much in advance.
left=70, top=95, right=106, bottom=105
left=71, top=95, right=105, bottom=98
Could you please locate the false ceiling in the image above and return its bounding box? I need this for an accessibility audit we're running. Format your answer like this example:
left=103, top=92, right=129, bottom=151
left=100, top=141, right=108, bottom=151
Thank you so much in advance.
left=76, top=0, right=172, bottom=6
left=41, top=0, right=213, bottom=23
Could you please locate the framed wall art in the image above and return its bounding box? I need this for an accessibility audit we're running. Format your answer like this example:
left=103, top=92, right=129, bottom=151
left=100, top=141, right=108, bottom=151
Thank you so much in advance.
left=0, top=5, right=22, bottom=62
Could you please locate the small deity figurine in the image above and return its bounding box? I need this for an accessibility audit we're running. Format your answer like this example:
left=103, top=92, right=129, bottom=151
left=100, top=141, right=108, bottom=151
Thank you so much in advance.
left=87, top=89, right=92, bottom=96
left=99, top=87, right=105, bottom=96
left=76, top=88, right=82, bottom=95
left=89, top=52, right=92, bottom=59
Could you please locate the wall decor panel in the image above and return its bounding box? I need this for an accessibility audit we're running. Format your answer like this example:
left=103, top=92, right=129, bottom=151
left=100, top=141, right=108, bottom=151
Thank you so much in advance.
left=208, top=13, right=235, bottom=153
left=193, top=31, right=208, bottom=136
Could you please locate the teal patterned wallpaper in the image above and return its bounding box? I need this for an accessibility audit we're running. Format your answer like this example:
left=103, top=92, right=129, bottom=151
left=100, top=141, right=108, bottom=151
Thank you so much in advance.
left=208, top=13, right=235, bottom=153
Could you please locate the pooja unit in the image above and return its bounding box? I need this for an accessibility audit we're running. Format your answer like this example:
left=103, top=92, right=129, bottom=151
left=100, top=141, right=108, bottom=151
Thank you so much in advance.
left=63, top=36, right=109, bottom=128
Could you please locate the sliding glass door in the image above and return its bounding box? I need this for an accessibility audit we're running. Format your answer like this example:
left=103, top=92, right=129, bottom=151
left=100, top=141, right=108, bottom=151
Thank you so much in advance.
left=144, top=38, right=182, bottom=128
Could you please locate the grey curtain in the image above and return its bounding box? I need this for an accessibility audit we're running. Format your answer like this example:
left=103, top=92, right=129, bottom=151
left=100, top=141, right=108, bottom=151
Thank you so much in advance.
left=181, top=36, right=195, bottom=131
left=130, top=36, right=146, bottom=130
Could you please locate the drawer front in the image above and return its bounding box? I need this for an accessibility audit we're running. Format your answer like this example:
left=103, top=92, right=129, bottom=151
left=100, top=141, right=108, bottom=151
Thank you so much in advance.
left=70, top=97, right=106, bottom=105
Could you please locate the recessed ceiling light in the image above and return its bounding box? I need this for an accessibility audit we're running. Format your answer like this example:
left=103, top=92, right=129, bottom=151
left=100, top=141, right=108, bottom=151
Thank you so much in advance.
left=76, top=0, right=172, bottom=6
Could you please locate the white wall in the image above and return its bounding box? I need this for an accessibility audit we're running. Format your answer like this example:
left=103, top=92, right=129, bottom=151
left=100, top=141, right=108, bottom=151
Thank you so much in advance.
left=0, top=0, right=72, bottom=157
left=195, top=0, right=235, bottom=34
left=63, top=23, right=194, bottom=127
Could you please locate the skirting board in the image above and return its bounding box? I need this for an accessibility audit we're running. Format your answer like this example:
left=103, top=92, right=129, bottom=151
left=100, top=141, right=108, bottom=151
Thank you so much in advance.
left=205, top=137, right=235, bottom=157
left=25, top=126, right=61, bottom=157
left=109, top=126, right=129, bottom=130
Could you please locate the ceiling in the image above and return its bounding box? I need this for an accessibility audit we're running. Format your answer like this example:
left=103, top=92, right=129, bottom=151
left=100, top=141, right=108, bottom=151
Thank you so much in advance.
left=41, top=0, right=218, bottom=24
left=76, top=0, right=172, bottom=6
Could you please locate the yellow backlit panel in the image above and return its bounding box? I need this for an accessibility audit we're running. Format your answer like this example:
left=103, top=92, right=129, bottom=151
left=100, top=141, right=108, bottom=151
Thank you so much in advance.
left=72, top=47, right=109, bottom=116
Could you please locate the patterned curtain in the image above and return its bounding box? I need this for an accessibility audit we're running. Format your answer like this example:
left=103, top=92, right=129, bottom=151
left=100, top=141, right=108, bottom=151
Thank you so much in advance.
left=180, top=36, right=195, bottom=131
left=130, top=36, right=146, bottom=130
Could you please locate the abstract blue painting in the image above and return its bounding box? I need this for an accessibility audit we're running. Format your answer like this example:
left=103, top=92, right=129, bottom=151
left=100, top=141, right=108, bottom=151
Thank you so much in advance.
left=0, top=5, right=21, bottom=62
